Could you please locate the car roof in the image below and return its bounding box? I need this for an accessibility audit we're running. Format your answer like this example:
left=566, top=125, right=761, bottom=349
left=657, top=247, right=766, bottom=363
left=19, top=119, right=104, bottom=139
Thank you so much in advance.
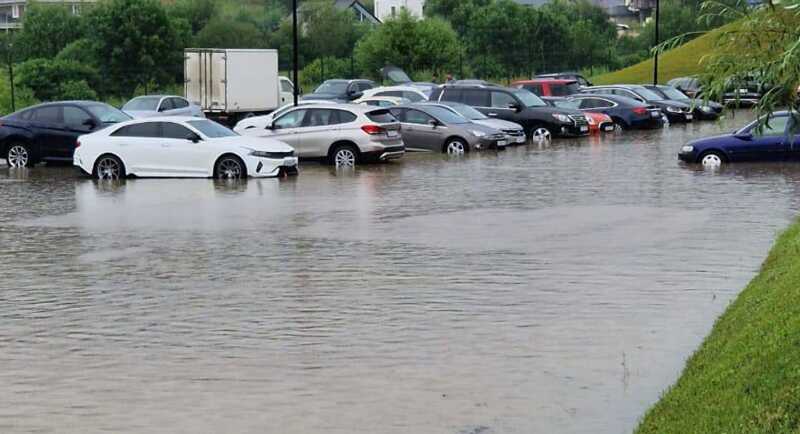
left=367, top=85, right=424, bottom=92
left=439, top=84, right=512, bottom=91
left=515, top=79, right=577, bottom=85
left=279, top=102, right=374, bottom=113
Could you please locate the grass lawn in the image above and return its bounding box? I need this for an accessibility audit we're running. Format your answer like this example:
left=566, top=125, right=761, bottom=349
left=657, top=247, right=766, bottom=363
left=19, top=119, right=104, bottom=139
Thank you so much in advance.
left=592, top=23, right=736, bottom=85
left=635, top=220, right=800, bottom=433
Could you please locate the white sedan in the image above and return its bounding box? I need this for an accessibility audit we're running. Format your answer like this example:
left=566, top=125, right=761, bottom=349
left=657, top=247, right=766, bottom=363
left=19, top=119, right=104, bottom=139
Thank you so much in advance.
left=74, top=117, right=298, bottom=179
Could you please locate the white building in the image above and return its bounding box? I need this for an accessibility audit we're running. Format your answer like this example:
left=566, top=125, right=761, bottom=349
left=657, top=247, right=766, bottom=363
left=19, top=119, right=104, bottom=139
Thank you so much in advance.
left=0, top=0, right=95, bottom=29
left=374, top=0, right=424, bottom=21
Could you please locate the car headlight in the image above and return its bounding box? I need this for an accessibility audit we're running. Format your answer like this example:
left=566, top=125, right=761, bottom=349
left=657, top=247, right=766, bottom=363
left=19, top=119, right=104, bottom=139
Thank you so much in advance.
left=249, top=150, right=293, bottom=158
left=666, top=106, right=682, bottom=113
left=700, top=106, right=713, bottom=112
left=681, top=145, right=694, bottom=153
left=471, top=130, right=486, bottom=137
left=552, top=113, right=572, bottom=123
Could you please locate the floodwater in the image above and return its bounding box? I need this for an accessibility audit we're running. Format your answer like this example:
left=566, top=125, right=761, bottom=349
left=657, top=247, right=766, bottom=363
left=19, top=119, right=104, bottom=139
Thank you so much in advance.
left=2, top=113, right=800, bottom=434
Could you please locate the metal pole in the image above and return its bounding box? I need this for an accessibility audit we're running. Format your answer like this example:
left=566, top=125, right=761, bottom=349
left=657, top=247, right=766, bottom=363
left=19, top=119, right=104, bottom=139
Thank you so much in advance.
left=7, top=42, right=14, bottom=112
left=653, top=0, right=660, bottom=85
left=292, top=0, right=299, bottom=106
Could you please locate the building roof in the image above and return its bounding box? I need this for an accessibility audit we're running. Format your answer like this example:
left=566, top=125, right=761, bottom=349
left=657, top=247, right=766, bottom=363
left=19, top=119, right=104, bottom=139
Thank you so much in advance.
left=334, top=0, right=381, bottom=24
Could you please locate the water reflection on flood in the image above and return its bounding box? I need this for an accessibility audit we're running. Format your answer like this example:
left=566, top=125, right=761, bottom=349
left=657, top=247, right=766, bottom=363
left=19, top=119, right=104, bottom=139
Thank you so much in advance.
left=2, top=112, right=800, bottom=434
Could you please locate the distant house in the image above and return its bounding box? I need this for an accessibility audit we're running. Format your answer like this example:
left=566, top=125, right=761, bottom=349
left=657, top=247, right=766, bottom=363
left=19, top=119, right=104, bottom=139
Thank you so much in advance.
left=0, top=0, right=95, bottom=30
left=333, top=0, right=381, bottom=24
left=375, top=0, right=424, bottom=21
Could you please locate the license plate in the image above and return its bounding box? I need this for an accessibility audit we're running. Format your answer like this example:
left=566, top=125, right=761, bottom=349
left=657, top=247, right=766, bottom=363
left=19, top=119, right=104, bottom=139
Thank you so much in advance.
left=686, top=114, right=693, bottom=120
left=387, top=130, right=399, bottom=137
left=739, top=88, right=748, bottom=94
left=580, top=126, right=588, bottom=132
left=497, top=140, right=507, bottom=147
left=283, top=157, right=298, bottom=166
left=603, top=125, right=615, bottom=131
left=651, top=111, right=661, bottom=118
left=516, top=136, right=526, bottom=143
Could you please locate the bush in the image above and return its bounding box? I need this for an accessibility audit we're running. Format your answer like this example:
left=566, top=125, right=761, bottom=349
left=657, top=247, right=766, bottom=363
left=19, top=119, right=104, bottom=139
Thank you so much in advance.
left=16, top=58, right=99, bottom=102
left=58, top=80, right=98, bottom=100
left=301, top=57, right=356, bottom=89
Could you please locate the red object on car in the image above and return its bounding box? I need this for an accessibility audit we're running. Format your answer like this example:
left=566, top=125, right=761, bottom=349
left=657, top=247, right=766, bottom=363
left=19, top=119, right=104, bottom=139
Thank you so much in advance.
left=512, top=79, right=582, bottom=97
left=583, top=112, right=615, bottom=133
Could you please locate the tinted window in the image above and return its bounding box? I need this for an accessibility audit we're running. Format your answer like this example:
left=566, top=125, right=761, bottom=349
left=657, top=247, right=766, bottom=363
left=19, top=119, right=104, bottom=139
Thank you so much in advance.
left=579, top=98, right=613, bottom=109
left=512, top=89, right=546, bottom=107
left=424, top=106, right=469, bottom=124
left=632, top=87, right=664, bottom=101
left=448, top=103, right=487, bottom=120
left=273, top=109, right=307, bottom=129
left=337, top=110, right=357, bottom=123
left=463, top=89, right=488, bottom=106
left=32, top=106, right=62, bottom=123
left=112, top=123, right=159, bottom=137
left=439, top=88, right=463, bottom=103
left=550, top=83, right=580, bottom=97
left=388, top=108, right=405, bottom=122
left=159, top=98, right=174, bottom=111
left=491, top=91, right=517, bottom=108
left=402, top=91, right=424, bottom=102
left=63, top=106, right=93, bottom=128
left=357, top=82, right=373, bottom=91
left=171, top=98, right=189, bottom=109
left=315, top=81, right=348, bottom=94
left=123, top=97, right=160, bottom=111
left=552, top=99, right=580, bottom=110
left=753, top=115, right=790, bottom=137
left=304, top=109, right=336, bottom=127
left=405, top=109, right=434, bottom=125
left=187, top=120, right=237, bottom=138
left=377, top=91, right=404, bottom=98
left=523, top=84, right=544, bottom=95
left=85, top=104, right=131, bottom=124
left=162, top=122, right=194, bottom=139
left=365, top=109, right=397, bottom=123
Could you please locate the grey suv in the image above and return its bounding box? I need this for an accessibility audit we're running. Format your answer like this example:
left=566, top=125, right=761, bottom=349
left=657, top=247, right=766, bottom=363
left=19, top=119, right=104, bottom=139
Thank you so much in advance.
left=245, top=103, right=404, bottom=167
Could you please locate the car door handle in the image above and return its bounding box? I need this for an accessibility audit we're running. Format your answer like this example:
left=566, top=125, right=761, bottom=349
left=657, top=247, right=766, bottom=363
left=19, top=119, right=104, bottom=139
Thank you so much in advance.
left=488, top=113, right=498, bottom=117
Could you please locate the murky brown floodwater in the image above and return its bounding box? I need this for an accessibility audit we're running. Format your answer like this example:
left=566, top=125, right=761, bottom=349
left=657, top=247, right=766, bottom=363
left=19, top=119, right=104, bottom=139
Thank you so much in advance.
left=2, top=112, right=800, bottom=434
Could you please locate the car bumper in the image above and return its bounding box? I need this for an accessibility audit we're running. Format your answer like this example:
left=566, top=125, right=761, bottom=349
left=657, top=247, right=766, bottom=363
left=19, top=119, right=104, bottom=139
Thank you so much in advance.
left=630, top=117, right=665, bottom=129
left=247, top=155, right=299, bottom=178
left=558, top=123, right=590, bottom=137
left=362, top=145, right=406, bottom=161
left=504, top=133, right=527, bottom=144
left=477, top=136, right=509, bottom=149
left=665, top=111, right=693, bottom=123
left=678, top=151, right=697, bottom=163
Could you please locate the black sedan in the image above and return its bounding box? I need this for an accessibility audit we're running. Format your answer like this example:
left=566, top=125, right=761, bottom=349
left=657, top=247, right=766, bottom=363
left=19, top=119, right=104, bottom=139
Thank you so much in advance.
left=644, top=85, right=723, bottom=120
left=678, top=111, right=797, bottom=167
left=548, top=94, right=664, bottom=130
left=582, top=85, right=694, bottom=123
left=1, top=101, right=130, bottom=167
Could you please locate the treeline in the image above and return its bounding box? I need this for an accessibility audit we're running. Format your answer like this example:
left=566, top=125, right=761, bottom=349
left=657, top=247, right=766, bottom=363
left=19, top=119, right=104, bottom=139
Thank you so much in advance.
left=0, top=0, right=738, bottom=114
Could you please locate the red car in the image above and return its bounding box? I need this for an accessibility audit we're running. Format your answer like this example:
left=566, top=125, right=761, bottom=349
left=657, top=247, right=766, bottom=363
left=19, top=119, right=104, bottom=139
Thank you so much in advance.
left=512, top=79, right=582, bottom=97
left=542, top=97, right=615, bottom=133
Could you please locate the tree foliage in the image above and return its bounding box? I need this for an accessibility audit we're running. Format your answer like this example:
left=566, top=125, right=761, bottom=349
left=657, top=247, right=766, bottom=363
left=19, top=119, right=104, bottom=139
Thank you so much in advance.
left=16, top=2, right=85, bottom=61
left=16, top=58, right=99, bottom=101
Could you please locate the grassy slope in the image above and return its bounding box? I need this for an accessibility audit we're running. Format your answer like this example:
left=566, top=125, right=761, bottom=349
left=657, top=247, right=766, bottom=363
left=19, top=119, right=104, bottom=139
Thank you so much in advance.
left=636, top=221, right=800, bottom=433
left=592, top=23, right=734, bottom=85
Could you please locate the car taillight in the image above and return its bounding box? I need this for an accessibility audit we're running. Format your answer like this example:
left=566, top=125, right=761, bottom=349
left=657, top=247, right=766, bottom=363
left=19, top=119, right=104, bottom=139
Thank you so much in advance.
left=361, top=124, right=385, bottom=135
left=633, top=107, right=647, bottom=116
left=75, top=140, right=81, bottom=148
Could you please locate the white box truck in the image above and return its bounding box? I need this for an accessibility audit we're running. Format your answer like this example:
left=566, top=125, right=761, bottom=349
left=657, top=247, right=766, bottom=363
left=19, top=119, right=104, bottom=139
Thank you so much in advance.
left=184, top=48, right=296, bottom=125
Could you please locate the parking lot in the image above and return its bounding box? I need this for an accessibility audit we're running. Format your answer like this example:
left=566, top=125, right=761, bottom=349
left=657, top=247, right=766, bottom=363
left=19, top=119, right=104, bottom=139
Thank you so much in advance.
left=2, top=113, right=800, bottom=434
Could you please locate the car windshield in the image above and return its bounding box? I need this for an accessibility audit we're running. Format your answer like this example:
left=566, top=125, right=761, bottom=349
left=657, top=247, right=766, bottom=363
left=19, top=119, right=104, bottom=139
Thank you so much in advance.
left=188, top=120, right=238, bottom=138
left=122, top=97, right=160, bottom=111
left=314, top=81, right=348, bottom=94
left=659, top=86, right=689, bottom=100
left=554, top=99, right=581, bottom=110
left=387, top=70, right=411, bottom=83
left=449, top=104, right=487, bottom=120
left=512, top=89, right=547, bottom=107
left=550, top=83, right=581, bottom=97
left=425, top=106, right=469, bottom=124
left=86, top=103, right=132, bottom=123
left=633, top=87, right=665, bottom=101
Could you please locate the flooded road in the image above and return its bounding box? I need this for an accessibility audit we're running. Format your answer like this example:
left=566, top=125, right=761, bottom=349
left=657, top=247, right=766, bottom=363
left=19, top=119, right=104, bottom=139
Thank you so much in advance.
left=2, top=113, right=800, bottom=434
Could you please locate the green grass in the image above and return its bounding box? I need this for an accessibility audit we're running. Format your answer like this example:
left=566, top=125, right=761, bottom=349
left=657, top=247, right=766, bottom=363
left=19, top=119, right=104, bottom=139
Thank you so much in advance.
left=592, top=23, right=736, bottom=85
left=635, top=220, right=800, bottom=433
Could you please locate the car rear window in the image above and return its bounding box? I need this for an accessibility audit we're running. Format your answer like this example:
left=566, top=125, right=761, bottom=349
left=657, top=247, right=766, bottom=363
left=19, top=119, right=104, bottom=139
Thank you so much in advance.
left=366, top=109, right=398, bottom=123
left=550, top=83, right=580, bottom=97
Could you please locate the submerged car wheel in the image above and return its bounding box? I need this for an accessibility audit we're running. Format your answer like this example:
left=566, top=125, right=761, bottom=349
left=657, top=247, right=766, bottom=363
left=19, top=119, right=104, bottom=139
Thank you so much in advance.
left=700, top=151, right=725, bottom=168
left=445, top=138, right=468, bottom=155
left=94, top=154, right=126, bottom=180
left=214, top=155, right=246, bottom=179
left=531, top=127, right=552, bottom=144
left=6, top=143, right=32, bottom=168
left=332, top=144, right=358, bottom=167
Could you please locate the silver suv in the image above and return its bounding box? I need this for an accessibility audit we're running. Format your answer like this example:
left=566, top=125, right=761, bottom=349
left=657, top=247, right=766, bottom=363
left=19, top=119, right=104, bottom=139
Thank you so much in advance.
left=241, top=103, right=404, bottom=167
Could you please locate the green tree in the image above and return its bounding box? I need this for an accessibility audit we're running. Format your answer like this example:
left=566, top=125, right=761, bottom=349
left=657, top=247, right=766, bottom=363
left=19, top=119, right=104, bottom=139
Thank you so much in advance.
left=16, top=2, right=86, bottom=60
left=193, top=16, right=265, bottom=48
left=16, top=58, right=99, bottom=101
left=87, top=0, right=181, bottom=96
left=166, top=0, right=216, bottom=33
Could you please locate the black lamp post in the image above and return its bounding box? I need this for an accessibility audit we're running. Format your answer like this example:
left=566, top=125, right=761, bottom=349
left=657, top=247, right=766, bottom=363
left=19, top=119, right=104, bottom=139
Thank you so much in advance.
left=653, top=0, right=660, bottom=85
left=292, top=0, right=299, bottom=106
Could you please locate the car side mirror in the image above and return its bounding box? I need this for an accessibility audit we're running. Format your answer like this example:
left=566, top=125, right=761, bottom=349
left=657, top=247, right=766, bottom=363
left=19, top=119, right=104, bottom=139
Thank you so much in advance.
left=186, top=132, right=201, bottom=143
left=265, top=122, right=275, bottom=130
left=82, top=119, right=97, bottom=130
left=735, top=132, right=753, bottom=140
left=508, top=103, right=522, bottom=112
left=428, top=119, right=440, bottom=128
left=350, top=91, right=363, bottom=100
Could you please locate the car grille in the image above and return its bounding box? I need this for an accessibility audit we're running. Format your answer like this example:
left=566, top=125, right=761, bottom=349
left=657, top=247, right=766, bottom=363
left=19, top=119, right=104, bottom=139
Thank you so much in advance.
left=487, top=133, right=506, bottom=141
left=569, top=114, right=589, bottom=126
left=259, top=150, right=295, bottom=158
left=503, top=129, right=525, bottom=137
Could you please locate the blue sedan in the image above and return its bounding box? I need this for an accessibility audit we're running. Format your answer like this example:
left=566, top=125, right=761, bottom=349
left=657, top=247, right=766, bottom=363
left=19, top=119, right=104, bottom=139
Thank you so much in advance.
left=679, top=111, right=797, bottom=167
